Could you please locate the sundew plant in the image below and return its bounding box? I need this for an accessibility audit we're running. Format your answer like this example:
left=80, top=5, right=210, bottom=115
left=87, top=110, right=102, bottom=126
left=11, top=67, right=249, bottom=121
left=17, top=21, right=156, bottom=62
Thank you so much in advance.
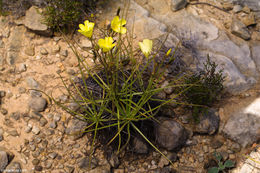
left=49, top=6, right=190, bottom=164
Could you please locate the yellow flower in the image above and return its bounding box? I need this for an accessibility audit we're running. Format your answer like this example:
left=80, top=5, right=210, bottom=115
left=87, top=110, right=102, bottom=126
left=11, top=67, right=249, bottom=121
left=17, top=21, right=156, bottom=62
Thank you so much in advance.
left=78, top=20, right=95, bottom=38
left=166, top=48, right=172, bottom=56
left=111, top=16, right=127, bottom=34
left=139, top=39, right=153, bottom=58
left=98, top=37, right=115, bottom=52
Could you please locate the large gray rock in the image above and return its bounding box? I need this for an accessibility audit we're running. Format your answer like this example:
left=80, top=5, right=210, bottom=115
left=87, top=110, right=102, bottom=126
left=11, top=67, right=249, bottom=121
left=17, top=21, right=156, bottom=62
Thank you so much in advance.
left=127, top=1, right=167, bottom=39
left=155, top=118, right=188, bottom=150
left=24, top=6, right=52, bottom=36
left=0, top=151, right=9, bottom=171
left=231, top=18, right=251, bottom=40
left=171, top=0, right=187, bottom=12
left=223, top=112, right=260, bottom=147
left=200, top=32, right=257, bottom=79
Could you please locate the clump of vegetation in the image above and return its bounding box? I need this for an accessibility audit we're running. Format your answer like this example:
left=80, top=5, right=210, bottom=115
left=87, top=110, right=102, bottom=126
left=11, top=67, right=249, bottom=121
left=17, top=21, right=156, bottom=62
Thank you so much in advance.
left=41, top=0, right=102, bottom=32
left=208, top=152, right=235, bottom=173
left=41, top=0, right=83, bottom=32
left=46, top=7, right=183, bottom=164
left=182, top=56, right=225, bottom=119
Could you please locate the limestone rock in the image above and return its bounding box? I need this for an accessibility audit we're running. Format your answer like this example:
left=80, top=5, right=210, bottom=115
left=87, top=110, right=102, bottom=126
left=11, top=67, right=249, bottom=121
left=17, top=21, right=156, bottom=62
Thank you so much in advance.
left=223, top=111, right=260, bottom=147
left=24, top=6, right=52, bottom=36
left=231, top=18, right=251, bottom=40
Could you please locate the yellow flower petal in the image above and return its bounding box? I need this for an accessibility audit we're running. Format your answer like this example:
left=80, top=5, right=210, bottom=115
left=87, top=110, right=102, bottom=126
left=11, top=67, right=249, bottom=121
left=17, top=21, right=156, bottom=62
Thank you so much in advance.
left=98, top=37, right=115, bottom=52
left=166, top=48, right=172, bottom=56
left=139, top=39, right=153, bottom=58
left=78, top=20, right=95, bottom=38
left=111, top=16, right=127, bottom=34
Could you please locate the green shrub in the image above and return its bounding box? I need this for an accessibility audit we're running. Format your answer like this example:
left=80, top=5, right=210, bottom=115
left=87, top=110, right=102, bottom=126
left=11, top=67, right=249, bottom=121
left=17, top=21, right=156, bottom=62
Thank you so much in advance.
left=183, top=56, right=225, bottom=107
left=180, top=56, right=225, bottom=121
left=41, top=0, right=89, bottom=32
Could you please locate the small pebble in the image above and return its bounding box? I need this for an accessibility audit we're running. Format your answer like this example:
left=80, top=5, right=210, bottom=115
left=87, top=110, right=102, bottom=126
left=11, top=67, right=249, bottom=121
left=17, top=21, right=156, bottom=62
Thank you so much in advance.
left=49, top=121, right=57, bottom=129
left=49, top=152, right=57, bottom=159
left=32, top=126, right=40, bottom=135
left=34, top=165, right=43, bottom=171
left=229, top=154, right=236, bottom=160
left=39, top=117, right=48, bottom=127
left=53, top=114, right=61, bottom=122
left=32, top=159, right=40, bottom=165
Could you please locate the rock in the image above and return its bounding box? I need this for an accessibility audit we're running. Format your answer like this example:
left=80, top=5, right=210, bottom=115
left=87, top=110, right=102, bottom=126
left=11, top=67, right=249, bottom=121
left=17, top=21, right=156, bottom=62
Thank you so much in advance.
left=200, top=32, right=257, bottom=80
left=0, top=40, right=4, bottom=48
left=32, top=126, right=40, bottom=135
left=158, top=156, right=170, bottom=168
left=28, top=97, right=47, bottom=112
left=252, top=45, right=260, bottom=71
left=60, top=49, right=68, bottom=57
left=24, top=46, right=35, bottom=56
left=39, top=117, right=48, bottom=127
left=231, top=18, right=251, bottom=40
left=6, top=26, right=25, bottom=65
left=80, top=39, right=92, bottom=50
left=240, top=13, right=256, bottom=26
left=155, top=118, right=188, bottom=150
left=32, top=158, right=40, bottom=165
left=3, top=161, right=22, bottom=173
left=65, top=118, right=88, bottom=140
left=127, top=1, right=167, bottom=39
left=40, top=48, right=48, bottom=55
left=48, top=152, right=57, bottom=159
left=53, top=114, right=61, bottom=122
left=6, top=52, right=18, bottom=65
left=223, top=111, right=260, bottom=147
left=34, top=165, right=43, bottom=171
left=231, top=143, right=241, bottom=152
left=26, top=77, right=39, bottom=89
left=17, top=64, right=27, bottom=73
left=193, top=109, right=220, bottom=135
left=51, top=45, right=60, bottom=54
left=10, top=112, right=20, bottom=120
left=24, top=6, right=52, bottom=36
left=108, top=153, right=120, bottom=168
left=171, top=0, right=187, bottom=12
left=0, top=128, right=3, bottom=141
left=78, top=157, right=98, bottom=170
left=49, top=121, right=57, bottom=129
left=211, top=139, right=223, bottom=149
left=0, top=151, right=9, bottom=171
left=233, top=5, right=242, bottom=13
left=7, top=130, right=19, bottom=137
left=132, top=137, right=149, bottom=154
